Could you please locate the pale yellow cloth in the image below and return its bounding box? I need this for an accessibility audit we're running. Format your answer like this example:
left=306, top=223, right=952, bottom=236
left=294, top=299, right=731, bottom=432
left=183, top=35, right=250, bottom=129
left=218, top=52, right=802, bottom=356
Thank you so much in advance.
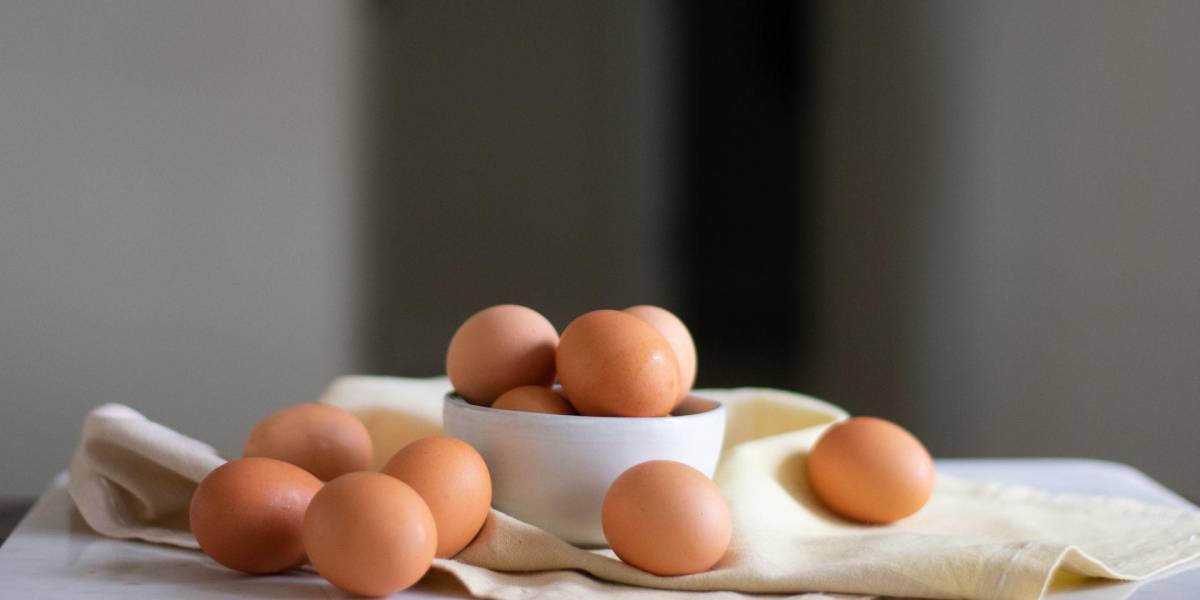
left=67, top=375, right=1200, bottom=600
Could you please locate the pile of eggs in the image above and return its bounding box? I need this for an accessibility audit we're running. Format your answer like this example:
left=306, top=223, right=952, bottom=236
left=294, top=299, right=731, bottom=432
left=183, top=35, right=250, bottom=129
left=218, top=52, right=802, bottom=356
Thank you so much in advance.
left=449, top=304, right=730, bottom=575
left=190, top=404, right=491, bottom=596
left=188, top=302, right=937, bottom=596
left=447, top=304, right=697, bottom=416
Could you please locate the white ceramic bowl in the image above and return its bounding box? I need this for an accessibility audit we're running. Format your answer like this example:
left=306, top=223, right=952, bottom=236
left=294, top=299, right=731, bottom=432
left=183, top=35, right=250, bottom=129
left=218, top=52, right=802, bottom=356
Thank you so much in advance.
left=443, top=393, right=726, bottom=547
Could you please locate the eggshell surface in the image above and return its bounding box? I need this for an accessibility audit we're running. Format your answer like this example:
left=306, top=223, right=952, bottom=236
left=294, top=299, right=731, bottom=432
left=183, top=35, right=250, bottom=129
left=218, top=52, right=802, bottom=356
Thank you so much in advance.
left=806, top=416, right=935, bottom=524
left=446, top=304, right=559, bottom=406
left=623, top=305, right=697, bottom=403
left=303, top=472, right=436, bottom=597
left=492, top=385, right=577, bottom=415
left=189, top=457, right=322, bottom=574
left=243, top=403, right=373, bottom=481
left=381, top=436, right=492, bottom=558
left=601, top=460, right=731, bottom=576
left=556, top=310, right=679, bottom=417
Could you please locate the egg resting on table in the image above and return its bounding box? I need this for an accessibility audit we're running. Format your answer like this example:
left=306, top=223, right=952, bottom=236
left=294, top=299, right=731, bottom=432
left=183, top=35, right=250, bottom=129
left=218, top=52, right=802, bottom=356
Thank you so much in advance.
left=602, top=460, right=731, bottom=576
left=806, top=416, right=935, bottom=524
left=381, top=435, right=492, bottom=558
left=243, top=403, right=373, bottom=481
left=189, top=457, right=322, bottom=574
left=303, top=472, right=436, bottom=597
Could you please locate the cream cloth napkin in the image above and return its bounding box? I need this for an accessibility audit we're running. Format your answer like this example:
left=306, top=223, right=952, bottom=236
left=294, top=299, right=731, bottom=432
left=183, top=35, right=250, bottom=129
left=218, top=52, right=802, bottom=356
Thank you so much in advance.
left=67, top=375, right=1200, bottom=600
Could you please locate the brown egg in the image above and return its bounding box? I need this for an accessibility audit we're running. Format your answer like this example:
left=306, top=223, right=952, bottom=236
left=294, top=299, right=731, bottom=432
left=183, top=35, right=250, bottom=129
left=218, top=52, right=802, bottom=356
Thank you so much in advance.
left=492, top=385, right=577, bottom=415
left=623, top=305, right=697, bottom=404
left=189, top=457, right=322, bottom=574
left=806, top=416, right=935, bottom=524
left=380, top=436, right=492, bottom=558
left=446, top=304, right=559, bottom=406
left=243, top=403, right=373, bottom=481
left=556, top=310, right=679, bottom=417
left=303, top=472, right=436, bottom=597
left=602, top=460, right=731, bottom=576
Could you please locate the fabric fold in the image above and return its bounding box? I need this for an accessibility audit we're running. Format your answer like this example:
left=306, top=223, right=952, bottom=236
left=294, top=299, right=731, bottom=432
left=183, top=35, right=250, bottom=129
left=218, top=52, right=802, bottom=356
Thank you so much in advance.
left=65, top=375, right=1200, bottom=600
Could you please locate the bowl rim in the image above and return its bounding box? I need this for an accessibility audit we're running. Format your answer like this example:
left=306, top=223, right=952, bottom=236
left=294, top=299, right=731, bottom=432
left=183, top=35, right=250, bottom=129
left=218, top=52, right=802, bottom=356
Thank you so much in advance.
left=444, top=391, right=724, bottom=423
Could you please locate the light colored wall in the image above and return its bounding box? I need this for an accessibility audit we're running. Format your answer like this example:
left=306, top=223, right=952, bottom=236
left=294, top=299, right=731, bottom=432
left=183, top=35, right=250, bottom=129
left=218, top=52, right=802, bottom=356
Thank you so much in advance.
left=814, top=1, right=1200, bottom=499
left=0, top=1, right=363, bottom=494
left=5, top=0, right=1195, bottom=502
left=0, top=0, right=676, bottom=496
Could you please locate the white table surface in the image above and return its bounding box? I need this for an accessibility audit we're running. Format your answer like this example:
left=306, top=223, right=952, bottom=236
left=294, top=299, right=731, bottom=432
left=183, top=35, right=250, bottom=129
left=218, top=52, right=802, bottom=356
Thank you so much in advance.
left=0, top=459, right=1197, bottom=599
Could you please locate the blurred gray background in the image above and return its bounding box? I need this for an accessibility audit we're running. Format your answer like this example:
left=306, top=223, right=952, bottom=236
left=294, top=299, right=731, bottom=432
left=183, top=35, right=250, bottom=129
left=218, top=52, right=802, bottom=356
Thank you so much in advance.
left=2, top=1, right=1197, bottom=500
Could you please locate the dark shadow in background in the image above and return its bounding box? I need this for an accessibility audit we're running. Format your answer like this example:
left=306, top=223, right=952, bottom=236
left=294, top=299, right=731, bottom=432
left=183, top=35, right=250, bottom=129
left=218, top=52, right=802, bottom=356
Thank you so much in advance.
left=356, top=1, right=821, bottom=394
left=355, top=0, right=393, bottom=374
left=677, top=1, right=815, bottom=392
left=805, top=3, right=952, bottom=428
left=355, top=1, right=682, bottom=375
left=348, top=1, right=1200, bottom=503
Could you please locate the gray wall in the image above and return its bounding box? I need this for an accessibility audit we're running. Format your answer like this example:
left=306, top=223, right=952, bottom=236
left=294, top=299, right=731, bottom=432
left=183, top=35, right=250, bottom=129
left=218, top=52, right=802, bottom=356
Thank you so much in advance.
left=0, top=1, right=363, bottom=494
left=360, top=0, right=677, bottom=376
left=2, top=0, right=1197, bottom=503
left=813, top=1, right=1200, bottom=499
left=0, top=0, right=676, bottom=496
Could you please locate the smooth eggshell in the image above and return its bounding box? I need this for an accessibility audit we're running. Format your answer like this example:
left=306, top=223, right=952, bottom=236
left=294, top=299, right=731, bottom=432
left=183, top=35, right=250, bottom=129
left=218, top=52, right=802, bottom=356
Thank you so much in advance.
left=601, top=460, right=731, bottom=576
left=806, top=416, right=935, bottom=524
left=623, top=305, right=697, bottom=404
left=243, top=403, right=373, bottom=481
left=556, top=310, right=679, bottom=417
left=446, top=305, right=559, bottom=406
left=492, top=385, right=577, bottom=415
left=189, top=457, right=323, bottom=574
left=303, top=472, right=437, bottom=597
left=381, top=436, right=492, bottom=558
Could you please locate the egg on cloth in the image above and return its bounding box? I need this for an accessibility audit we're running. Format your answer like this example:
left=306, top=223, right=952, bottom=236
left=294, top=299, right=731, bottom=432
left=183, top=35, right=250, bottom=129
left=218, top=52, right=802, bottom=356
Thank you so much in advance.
left=806, top=416, right=935, bottom=524
left=446, top=304, right=559, bottom=406
left=492, top=385, right=577, bottom=415
left=602, top=460, right=731, bottom=576
left=303, top=472, right=437, bottom=597
left=189, top=457, right=322, bottom=574
left=381, top=435, right=492, bottom=558
left=556, top=310, right=680, bottom=417
left=243, top=403, right=373, bottom=481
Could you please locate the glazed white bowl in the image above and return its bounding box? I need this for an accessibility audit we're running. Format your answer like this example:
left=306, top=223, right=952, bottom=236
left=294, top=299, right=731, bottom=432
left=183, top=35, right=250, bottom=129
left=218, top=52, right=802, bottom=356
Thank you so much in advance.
left=443, top=393, right=726, bottom=547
